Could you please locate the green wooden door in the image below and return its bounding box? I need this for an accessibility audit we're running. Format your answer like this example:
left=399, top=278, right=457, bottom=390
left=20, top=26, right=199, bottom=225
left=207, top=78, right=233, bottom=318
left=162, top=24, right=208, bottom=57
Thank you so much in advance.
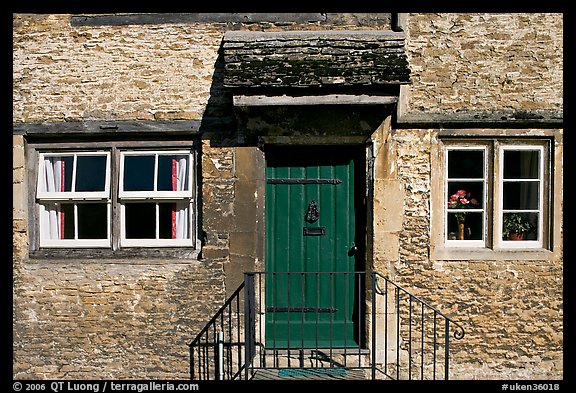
left=265, top=146, right=363, bottom=348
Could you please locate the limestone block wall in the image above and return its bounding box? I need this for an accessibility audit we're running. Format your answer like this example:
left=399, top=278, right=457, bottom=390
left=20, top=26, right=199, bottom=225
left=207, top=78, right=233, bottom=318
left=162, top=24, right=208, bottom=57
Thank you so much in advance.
left=13, top=14, right=223, bottom=123
left=403, top=13, right=563, bottom=115
left=390, top=129, right=562, bottom=379
left=12, top=258, right=226, bottom=379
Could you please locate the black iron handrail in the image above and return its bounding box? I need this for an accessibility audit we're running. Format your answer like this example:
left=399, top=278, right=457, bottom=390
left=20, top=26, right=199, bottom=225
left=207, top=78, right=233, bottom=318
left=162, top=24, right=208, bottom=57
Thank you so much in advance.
left=371, top=272, right=465, bottom=380
left=188, top=271, right=465, bottom=380
left=188, top=281, right=246, bottom=380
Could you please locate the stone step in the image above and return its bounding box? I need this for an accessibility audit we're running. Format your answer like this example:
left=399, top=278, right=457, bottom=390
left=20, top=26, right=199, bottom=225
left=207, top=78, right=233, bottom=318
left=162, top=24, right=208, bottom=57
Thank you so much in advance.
left=253, top=348, right=370, bottom=368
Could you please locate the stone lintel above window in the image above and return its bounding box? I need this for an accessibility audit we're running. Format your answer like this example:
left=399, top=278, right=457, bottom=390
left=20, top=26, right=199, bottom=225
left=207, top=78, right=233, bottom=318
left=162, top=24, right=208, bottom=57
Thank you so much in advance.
left=13, top=119, right=235, bottom=139
left=70, top=13, right=393, bottom=27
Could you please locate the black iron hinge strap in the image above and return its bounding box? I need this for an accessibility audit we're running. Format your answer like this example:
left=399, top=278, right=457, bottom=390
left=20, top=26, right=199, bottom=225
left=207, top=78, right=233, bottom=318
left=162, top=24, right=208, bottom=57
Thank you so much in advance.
left=267, top=178, right=341, bottom=185
left=266, top=307, right=337, bottom=313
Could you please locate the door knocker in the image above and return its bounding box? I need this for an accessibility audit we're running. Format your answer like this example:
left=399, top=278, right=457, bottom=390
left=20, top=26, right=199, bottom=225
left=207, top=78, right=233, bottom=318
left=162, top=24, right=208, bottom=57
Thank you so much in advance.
left=305, top=200, right=320, bottom=223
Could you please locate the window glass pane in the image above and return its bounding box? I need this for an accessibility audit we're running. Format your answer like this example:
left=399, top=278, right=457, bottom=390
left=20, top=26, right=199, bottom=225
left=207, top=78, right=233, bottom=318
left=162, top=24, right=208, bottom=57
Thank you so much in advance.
left=123, top=155, right=154, bottom=191
left=77, top=203, right=107, bottom=239
left=502, top=212, right=538, bottom=241
left=504, top=150, right=540, bottom=179
left=61, top=203, right=74, bottom=239
left=159, top=203, right=175, bottom=239
left=76, top=155, right=107, bottom=192
left=447, top=212, right=483, bottom=240
left=448, top=150, right=484, bottom=178
left=125, top=203, right=156, bottom=238
left=502, top=182, right=539, bottom=210
left=157, top=155, right=189, bottom=191
left=447, top=182, right=484, bottom=210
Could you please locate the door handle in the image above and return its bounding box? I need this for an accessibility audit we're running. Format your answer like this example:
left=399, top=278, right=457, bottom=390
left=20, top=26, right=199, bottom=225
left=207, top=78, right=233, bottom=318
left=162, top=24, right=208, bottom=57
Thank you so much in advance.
left=348, top=244, right=358, bottom=256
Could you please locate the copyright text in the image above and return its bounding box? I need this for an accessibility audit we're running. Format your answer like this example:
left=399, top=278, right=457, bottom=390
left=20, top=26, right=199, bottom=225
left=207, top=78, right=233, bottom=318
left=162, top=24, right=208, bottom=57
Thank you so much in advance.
left=12, top=381, right=199, bottom=393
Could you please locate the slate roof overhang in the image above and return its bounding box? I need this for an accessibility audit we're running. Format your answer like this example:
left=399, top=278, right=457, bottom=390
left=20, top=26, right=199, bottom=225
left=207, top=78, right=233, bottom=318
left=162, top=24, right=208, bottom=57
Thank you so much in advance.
left=222, top=30, right=410, bottom=105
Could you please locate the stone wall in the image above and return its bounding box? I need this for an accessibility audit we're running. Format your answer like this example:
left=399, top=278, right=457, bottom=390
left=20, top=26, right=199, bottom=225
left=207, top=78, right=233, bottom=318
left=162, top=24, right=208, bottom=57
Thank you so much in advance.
left=13, top=133, right=231, bottom=379
left=403, top=13, right=563, bottom=116
left=13, top=14, right=223, bottom=123
left=13, top=13, right=395, bottom=123
left=12, top=258, right=226, bottom=379
left=13, top=14, right=231, bottom=379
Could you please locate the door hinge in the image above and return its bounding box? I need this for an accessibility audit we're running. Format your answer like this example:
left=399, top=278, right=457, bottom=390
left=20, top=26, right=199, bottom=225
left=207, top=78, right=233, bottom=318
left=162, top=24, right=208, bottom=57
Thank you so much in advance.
left=267, top=178, right=341, bottom=185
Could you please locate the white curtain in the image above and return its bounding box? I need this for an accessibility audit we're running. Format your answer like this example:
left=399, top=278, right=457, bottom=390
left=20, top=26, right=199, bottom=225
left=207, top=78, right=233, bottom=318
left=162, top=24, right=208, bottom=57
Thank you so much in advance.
left=42, top=157, right=64, bottom=240
left=172, top=156, right=189, bottom=239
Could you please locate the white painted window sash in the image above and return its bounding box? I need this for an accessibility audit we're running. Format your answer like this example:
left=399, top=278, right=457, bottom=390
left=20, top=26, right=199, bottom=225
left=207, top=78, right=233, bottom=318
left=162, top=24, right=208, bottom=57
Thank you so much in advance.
left=444, top=145, right=487, bottom=248
left=119, top=149, right=194, bottom=247
left=118, top=150, right=193, bottom=199
left=36, top=151, right=111, bottom=200
left=39, top=202, right=111, bottom=248
left=119, top=202, right=193, bottom=247
left=36, top=147, right=197, bottom=249
left=497, top=145, right=543, bottom=249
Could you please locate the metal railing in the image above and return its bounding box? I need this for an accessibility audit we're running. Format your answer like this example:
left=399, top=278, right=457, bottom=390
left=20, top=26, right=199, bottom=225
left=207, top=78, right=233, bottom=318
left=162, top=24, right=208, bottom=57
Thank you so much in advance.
left=371, top=273, right=466, bottom=380
left=188, top=282, right=247, bottom=380
left=188, top=271, right=465, bottom=380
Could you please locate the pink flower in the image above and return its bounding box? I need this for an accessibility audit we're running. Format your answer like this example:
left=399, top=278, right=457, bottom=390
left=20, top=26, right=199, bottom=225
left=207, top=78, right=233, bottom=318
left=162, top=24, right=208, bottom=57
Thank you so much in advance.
left=448, top=189, right=480, bottom=210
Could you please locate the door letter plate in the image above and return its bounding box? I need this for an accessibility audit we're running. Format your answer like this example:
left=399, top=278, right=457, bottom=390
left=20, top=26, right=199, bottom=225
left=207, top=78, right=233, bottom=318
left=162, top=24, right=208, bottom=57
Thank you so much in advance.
left=303, top=226, right=326, bottom=236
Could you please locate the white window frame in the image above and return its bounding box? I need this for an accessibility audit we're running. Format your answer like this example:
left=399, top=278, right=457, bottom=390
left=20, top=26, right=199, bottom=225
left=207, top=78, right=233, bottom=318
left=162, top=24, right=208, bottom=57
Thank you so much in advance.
left=497, top=145, right=544, bottom=249
left=34, top=146, right=198, bottom=250
left=37, top=151, right=111, bottom=200
left=37, top=151, right=112, bottom=248
left=444, top=145, right=488, bottom=248
left=119, top=150, right=194, bottom=199
left=119, top=150, right=194, bottom=247
left=438, top=139, right=550, bottom=253
left=38, top=203, right=112, bottom=248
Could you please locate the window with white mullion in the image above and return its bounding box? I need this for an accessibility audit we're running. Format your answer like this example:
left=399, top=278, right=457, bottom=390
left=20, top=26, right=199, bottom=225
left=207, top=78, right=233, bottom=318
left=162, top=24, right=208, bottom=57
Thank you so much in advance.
left=153, top=153, right=159, bottom=195
left=39, top=202, right=111, bottom=247
left=37, top=151, right=110, bottom=200
left=498, top=146, right=543, bottom=248
left=73, top=204, right=78, bottom=239
left=119, top=150, right=193, bottom=199
left=439, top=138, right=551, bottom=254
left=35, top=144, right=198, bottom=251
left=71, top=155, right=77, bottom=192
left=119, top=149, right=193, bottom=247
left=120, top=201, right=192, bottom=247
left=445, top=146, right=487, bottom=246
left=37, top=151, right=111, bottom=248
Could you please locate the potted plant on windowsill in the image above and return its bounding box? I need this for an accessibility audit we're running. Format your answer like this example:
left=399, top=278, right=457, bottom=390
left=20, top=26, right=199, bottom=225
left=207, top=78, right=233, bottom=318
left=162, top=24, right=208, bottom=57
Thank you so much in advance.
left=502, top=213, right=534, bottom=241
left=448, top=189, right=480, bottom=240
